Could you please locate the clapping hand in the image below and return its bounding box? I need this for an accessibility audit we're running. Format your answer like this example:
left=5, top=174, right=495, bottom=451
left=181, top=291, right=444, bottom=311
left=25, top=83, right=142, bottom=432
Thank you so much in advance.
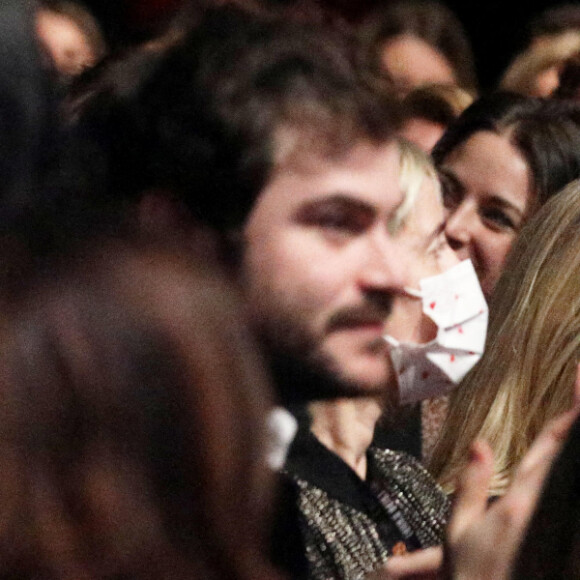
left=369, top=364, right=580, bottom=580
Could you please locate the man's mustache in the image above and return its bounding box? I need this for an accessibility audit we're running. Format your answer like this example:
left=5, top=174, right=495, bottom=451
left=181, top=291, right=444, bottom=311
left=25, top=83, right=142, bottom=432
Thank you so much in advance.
left=326, top=300, right=393, bottom=333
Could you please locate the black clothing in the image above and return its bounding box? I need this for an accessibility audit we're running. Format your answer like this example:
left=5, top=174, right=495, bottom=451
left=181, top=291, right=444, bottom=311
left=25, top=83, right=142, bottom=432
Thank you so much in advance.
left=281, top=429, right=449, bottom=580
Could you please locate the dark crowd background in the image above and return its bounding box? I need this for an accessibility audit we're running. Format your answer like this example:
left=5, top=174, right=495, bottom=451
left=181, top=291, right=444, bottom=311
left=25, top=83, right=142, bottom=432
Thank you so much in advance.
left=81, top=0, right=562, bottom=89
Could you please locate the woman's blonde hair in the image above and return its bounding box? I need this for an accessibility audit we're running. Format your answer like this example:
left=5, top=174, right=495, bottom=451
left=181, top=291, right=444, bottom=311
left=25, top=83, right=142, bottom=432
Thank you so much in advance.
left=391, top=139, right=440, bottom=233
left=430, top=179, right=580, bottom=496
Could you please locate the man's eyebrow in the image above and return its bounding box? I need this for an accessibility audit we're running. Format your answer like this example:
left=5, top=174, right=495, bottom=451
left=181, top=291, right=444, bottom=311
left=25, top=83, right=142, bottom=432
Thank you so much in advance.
left=294, top=193, right=376, bottom=216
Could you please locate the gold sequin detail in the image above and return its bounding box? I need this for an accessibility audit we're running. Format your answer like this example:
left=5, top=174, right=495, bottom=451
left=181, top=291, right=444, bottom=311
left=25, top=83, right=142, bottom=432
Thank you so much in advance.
left=286, top=448, right=450, bottom=580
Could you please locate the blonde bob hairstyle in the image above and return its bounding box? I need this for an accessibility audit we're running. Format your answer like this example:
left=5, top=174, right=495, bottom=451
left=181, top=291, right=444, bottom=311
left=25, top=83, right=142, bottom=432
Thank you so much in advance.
left=430, top=179, right=580, bottom=496
left=391, top=138, right=441, bottom=233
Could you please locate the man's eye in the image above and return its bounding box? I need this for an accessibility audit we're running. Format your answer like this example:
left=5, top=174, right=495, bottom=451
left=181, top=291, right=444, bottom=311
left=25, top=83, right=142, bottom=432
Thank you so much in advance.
left=295, top=199, right=374, bottom=238
left=312, top=210, right=368, bottom=234
left=480, top=207, right=516, bottom=231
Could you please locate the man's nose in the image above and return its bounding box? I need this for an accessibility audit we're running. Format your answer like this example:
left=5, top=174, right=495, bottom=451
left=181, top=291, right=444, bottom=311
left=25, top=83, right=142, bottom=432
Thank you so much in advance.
left=357, top=235, right=411, bottom=294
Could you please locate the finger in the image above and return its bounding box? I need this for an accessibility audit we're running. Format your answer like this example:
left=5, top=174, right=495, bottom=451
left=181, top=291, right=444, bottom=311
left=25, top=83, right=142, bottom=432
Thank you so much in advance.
left=383, top=546, right=444, bottom=578
left=479, top=385, right=580, bottom=571
left=447, top=439, right=493, bottom=542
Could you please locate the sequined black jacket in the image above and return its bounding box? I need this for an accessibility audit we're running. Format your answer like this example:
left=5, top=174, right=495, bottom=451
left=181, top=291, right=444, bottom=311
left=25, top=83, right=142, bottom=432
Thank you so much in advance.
left=282, top=429, right=450, bottom=580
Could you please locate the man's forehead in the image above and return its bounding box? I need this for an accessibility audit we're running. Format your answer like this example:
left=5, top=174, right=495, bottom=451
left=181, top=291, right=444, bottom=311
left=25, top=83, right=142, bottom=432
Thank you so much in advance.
left=265, top=139, right=404, bottom=206
left=274, top=130, right=398, bottom=170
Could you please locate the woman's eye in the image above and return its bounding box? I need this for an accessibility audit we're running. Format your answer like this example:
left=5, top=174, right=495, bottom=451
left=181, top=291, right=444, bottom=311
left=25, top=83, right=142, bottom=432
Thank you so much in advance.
left=481, top=207, right=516, bottom=231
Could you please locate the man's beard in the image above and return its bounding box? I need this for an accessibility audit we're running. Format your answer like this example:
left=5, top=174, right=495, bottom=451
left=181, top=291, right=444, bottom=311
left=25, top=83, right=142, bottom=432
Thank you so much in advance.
left=254, top=312, right=391, bottom=407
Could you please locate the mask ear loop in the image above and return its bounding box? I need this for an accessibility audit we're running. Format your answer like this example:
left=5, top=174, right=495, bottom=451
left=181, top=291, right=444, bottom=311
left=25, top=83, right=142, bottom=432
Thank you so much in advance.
left=383, top=335, right=399, bottom=347
left=403, top=286, right=423, bottom=299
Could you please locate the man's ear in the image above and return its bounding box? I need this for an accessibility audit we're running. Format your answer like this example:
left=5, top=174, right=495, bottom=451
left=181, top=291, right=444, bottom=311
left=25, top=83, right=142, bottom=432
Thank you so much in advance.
left=137, top=189, right=191, bottom=235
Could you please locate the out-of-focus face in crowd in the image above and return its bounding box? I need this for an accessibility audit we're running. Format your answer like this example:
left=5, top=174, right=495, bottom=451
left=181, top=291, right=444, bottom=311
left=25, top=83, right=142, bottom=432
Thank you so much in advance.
left=381, top=34, right=456, bottom=95
left=35, top=2, right=106, bottom=82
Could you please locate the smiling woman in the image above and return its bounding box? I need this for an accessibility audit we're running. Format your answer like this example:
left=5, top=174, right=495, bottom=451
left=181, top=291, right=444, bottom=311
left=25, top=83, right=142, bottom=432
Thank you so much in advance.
left=432, top=92, right=580, bottom=298
left=431, top=179, right=580, bottom=500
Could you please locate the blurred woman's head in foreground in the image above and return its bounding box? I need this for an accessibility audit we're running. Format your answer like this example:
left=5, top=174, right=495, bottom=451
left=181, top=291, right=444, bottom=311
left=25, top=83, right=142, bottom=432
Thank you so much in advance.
left=0, top=238, right=280, bottom=580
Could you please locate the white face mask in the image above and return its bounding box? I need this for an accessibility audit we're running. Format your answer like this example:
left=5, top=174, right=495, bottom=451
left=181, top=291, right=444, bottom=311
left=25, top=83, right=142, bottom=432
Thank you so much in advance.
left=384, top=260, right=488, bottom=405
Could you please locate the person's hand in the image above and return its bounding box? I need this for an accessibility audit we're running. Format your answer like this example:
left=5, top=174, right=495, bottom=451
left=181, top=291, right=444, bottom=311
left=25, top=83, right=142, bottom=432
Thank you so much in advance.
left=445, top=363, right=580, bottom=580
left=369, top=364, right=580, bottom=580
left=366, top=546, right=443, bottom=579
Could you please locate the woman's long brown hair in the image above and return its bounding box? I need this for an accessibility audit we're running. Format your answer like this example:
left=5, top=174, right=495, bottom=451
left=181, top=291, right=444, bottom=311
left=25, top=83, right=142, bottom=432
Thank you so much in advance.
left=0, top=239, right=282, bottom=580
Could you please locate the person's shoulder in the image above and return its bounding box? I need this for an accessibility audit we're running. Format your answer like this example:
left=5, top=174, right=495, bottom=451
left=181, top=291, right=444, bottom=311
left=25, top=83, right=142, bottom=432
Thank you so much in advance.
left=370, top=445, right=429, bottom=474
left=370, top=446, right=450, bottom=522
